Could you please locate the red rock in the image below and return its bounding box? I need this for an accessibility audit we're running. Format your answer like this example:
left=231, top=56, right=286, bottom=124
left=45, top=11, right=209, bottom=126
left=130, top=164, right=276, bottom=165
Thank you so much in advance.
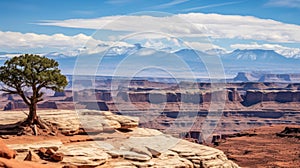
left=38, top=147, right=47, bottom=156
left=51, top=152, right=64, bottom=162
left=0, top=157, right=54, bottom=168
left=0, top=139, right=16, bottom=159
left=24, top=150, right=40, bottom=162
left=45, top=148, right=56, bottom=155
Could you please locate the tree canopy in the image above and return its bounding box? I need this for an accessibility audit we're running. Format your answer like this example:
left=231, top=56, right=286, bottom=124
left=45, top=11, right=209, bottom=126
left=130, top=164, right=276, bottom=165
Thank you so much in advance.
left=0, top=54, right=68, bottom=125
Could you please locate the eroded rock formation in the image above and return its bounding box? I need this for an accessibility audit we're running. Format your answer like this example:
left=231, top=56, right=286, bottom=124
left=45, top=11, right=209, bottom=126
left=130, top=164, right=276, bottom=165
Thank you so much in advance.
left=1, top=110, right=239, bottom=168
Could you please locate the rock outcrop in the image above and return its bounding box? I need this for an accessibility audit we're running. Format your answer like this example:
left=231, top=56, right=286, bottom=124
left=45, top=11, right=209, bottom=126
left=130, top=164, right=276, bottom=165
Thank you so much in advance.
left=2, top=110, right=239, bottom=168
left=0, top=139, right=16, bottom=159
left=242, top=90, right=300, bottom=106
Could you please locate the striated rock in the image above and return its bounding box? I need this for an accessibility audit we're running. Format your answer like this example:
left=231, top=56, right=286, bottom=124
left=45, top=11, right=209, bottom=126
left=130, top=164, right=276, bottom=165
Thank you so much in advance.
left=151, top=156, right=193, bottom=167
left=170, top=140, right=239, bottom=168
left=103, top=111, right=139, bottom=129
left=24, top=150, right=40, bottom=162
left=242, top=90, right=300, bottom=106
left=132, top=160, right=155, bottom=167
left=121, top=151, right=151, bottom=162
left=0, top=139, right=16, bottom=159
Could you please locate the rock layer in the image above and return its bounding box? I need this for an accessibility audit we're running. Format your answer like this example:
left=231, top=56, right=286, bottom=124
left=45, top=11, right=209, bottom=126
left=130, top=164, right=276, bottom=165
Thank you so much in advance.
left=2, top=110, right=239, bottom=168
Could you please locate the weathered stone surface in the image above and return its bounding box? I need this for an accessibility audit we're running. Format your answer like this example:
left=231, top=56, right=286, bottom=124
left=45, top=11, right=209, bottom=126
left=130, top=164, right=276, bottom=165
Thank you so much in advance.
left=121, top=151, right=151, bottom=162
left=130, top=147, right=152, bottom=157
left=145, top=147, right=161, bottom=158
left=8, top=140, right=62, bottom=153
left=170, top=140, right=240, bottom=168
left=103, top=111, right=139, bottom=129
left=2, top=110, right=239, bottom=168
left=0, top=139, right=16, bottom=159
left=151, top=156, right=193, bottom=167
left=126, top=128, right=163, bottom=136
left=58, top=141, right=111, bottom=167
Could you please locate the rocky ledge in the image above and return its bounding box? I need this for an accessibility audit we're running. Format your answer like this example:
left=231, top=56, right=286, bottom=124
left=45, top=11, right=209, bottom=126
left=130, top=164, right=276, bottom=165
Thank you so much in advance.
left=0, top=110, right=239, bottom=168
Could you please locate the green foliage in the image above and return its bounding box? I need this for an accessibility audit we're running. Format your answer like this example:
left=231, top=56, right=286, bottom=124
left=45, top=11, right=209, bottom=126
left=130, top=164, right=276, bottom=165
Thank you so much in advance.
left=0, top=54, right=68, bottom=105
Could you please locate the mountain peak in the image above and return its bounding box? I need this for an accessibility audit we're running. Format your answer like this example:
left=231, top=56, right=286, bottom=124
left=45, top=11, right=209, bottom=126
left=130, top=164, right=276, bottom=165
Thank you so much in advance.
left=225, top=49, right=286, bottom=61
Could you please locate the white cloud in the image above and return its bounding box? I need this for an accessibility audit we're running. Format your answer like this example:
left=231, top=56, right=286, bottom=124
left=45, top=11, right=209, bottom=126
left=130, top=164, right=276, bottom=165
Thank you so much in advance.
left=136, top=49, right=157, bottom=56
left=230, top=42, right=300, bottom=58
left=0, top=31, right=93, bottom=51
left=0, top=31, right=134, bottom=55
left=38, top=13, right=300, bottom=43
left=265, top=0, right=300, bottom=8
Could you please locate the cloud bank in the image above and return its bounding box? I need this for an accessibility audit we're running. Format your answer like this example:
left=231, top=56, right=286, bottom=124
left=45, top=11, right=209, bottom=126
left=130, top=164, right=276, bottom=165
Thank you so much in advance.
left=38, top=13, right=300, bottom=43
left=0, top=31, right=133, bottom=55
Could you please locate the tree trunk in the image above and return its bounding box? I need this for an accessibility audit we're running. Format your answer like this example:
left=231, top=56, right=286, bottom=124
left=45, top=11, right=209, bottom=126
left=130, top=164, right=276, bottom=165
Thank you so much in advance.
left=26, top=103, right=38, bottom=125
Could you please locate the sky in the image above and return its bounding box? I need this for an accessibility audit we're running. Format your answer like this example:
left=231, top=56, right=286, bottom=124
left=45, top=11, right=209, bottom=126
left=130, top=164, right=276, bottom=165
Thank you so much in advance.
left=1, top=0, right=300, bottom=58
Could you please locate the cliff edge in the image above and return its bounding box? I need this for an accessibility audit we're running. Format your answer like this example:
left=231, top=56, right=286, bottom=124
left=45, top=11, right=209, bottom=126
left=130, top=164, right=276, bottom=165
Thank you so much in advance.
left=0, top=110, right=239, bottom=168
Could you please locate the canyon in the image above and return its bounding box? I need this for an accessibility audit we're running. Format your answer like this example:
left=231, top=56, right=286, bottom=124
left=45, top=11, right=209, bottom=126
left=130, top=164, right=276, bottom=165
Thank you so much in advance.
left=1, top=77, right=300, bottom=141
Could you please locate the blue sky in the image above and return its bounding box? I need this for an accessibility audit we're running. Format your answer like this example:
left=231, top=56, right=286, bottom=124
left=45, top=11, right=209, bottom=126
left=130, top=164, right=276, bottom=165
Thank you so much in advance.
left=0, top=0, right=300, bottom=57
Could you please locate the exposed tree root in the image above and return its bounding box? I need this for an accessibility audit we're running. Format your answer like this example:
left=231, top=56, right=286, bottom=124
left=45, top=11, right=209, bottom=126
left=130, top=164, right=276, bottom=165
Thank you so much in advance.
left=0, top=116, right=58, bottom=136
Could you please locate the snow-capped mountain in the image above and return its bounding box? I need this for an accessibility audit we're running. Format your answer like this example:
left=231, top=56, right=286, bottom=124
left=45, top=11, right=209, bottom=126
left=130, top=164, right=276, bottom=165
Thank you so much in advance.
left=1, top=47, right=300, bottom=76
left=222, top=49, right=290, bottom=62
left=105, top=43, right=143, bottom=56
left=204, top=48, right=228, bottom=55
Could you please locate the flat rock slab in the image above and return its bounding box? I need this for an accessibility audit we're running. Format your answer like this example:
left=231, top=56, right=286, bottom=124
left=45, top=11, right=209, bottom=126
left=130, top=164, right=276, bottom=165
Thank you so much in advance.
left=58, top=141, right=111, bottom=167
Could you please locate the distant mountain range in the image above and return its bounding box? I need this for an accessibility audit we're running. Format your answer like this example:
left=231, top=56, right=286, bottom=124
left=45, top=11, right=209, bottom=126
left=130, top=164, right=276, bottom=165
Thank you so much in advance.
left=233, top=72, right=300, bottom=83
left=1, top=46, right=300, bottom=76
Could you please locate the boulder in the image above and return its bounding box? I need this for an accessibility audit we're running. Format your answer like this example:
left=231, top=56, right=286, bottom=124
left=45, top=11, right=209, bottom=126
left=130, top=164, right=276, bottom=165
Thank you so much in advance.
left=24, top=150, right=41, bottom=162
left=0, top=139, right=16, bottom=159
left=46, top=148, right=56, bottom=155
left=38, top=147, right=47, bottom=157
left=51, top=152, right=64, bottom=162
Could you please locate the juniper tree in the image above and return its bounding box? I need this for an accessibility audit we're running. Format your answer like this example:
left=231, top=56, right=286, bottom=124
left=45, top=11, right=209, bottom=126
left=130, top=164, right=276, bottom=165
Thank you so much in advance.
left=0, top=54, right=67, bottom=127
